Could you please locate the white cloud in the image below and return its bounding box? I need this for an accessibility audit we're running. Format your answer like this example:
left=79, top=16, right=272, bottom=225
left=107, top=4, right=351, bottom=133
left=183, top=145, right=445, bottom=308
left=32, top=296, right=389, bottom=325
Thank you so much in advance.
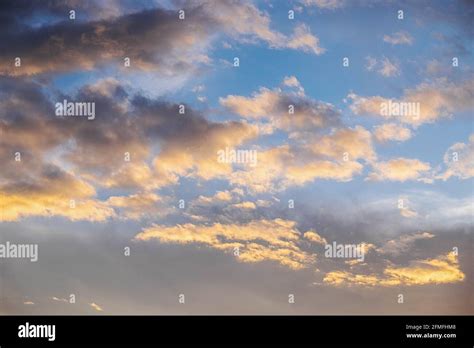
left=302, top=0, right=346, bottom=9
left=438, top=134, right=474, bottom=180
left=348, top=77, right=474, bottom=126
left=364, top=56, right=400, bottom=77
left=383, top=31, right=414, bottom=45
left=379, top=57, right=400, bottom=77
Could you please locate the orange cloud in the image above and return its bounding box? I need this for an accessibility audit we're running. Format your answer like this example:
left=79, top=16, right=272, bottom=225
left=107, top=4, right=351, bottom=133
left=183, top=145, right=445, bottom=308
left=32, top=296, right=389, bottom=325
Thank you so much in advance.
left=324, top=252, right=465, bottom=287
left=134, top=219, right=319, bottom=270
left=90, top=302, right=103, bottom=312
left=0, top=167, right=115, bottom=222
left=304, top=231, right=327, bottom=245
left=0, top=193, right=115, bottom=222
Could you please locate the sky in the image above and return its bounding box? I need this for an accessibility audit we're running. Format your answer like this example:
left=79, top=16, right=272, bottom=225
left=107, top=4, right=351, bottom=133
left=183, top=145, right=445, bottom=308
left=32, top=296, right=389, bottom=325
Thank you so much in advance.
left=0, top=0, right=473, bottom=314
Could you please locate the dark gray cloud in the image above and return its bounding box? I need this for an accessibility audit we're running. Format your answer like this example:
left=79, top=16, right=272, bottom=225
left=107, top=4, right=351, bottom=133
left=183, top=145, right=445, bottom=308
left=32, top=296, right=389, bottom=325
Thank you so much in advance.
left=0, top=4, right=218, bottom=76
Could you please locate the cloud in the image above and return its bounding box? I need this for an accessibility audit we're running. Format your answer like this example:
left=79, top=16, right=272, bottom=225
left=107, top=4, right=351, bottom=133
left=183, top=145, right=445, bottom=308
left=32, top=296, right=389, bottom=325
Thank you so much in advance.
left=365, top=191, right=473, bottom=229
left=135, top=219, right=318, bottom=270
left=232, top=201, right=257, bottom=209
left=0, top=77, right=261, bottom=220
left=378, top=57, right=400, bottom=77
left=367, top=158, right=431, bottom=182
left=0, top=163, right=115, bottom=222
left=106, top=192, right=171, bottom=220
left=348, top=77, right=474, bottom=126
left=383, top=252, right=465, bottom=285
left=227, top=143, right=370, bottom=193
left=90, top=302, right=103, bottom=312
left=373, top=123, right=412, bottom=142
left=204, top=1, right=324, bottom=54
left=324, top=252, right=465, bottom=286
left=0, top=7, right=214, bottom=76
left=0, top=0, right=152, bottom=27
left=364, top=56, right=399, bottom=77
left=365, top=56, right=377, bottom=71
left=283, top=75, right=303, bottom=89
left=400, top=207, right=418, bottom=218
left=102, top=162, right=174, bottom=190
left=309, top=126, right=376, bottom=162
left=383, top=31, right=414, bottom=45
left=224, top=125, right=374, bottom=193
left=1, top=194, right=115, bottom=222
left=221, top=76, right=340, bottom=133
left=301, top=0, right=346, bottom=9
left=287, top=24, right=326, bottom=55
left=304, top=231, right=327, bottom=244
left=376, top=232, right=434, bottom=256
left=438, top=134, right=474, bottom=180
left=196, top=191, right=233, bottom=204
left=0, top=0, right=325, bottom=77
left=0, top=0, right=472, bottom=316
left=50, top=297, right=68, bottom=303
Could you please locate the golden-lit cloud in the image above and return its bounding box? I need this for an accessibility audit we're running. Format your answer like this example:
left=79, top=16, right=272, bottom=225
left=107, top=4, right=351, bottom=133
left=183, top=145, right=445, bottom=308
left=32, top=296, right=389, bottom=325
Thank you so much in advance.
left=232, top=201, right=257, bottom=209
left=90, top=302, right=103, bottom=312
left=103, top=162, right=175, bottom=190
left=220, top=76, right=340, bottom=133
left=285, top=160, right=364, bottom=185
left=226, top=125, right=374, bottom=192
left=152, top=120, right=259, bottom=181
left=0, top=193, right=115, bottom=222
left=304, top=231, right=327, bottom=244
left=220, top=81, right=376, bottom=192
left=134, top=219, right=318, bottom=270
left=383, top=252, right=465, bottom=285
left=324, top=252, right=465, bottom=286
left=0, top=166, right=115, bottom=222
left=367, top=158, right=431, bottom=182
left=196, top=191, right=233, bottom=204
left=309, top=126, right=375, bottom=162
